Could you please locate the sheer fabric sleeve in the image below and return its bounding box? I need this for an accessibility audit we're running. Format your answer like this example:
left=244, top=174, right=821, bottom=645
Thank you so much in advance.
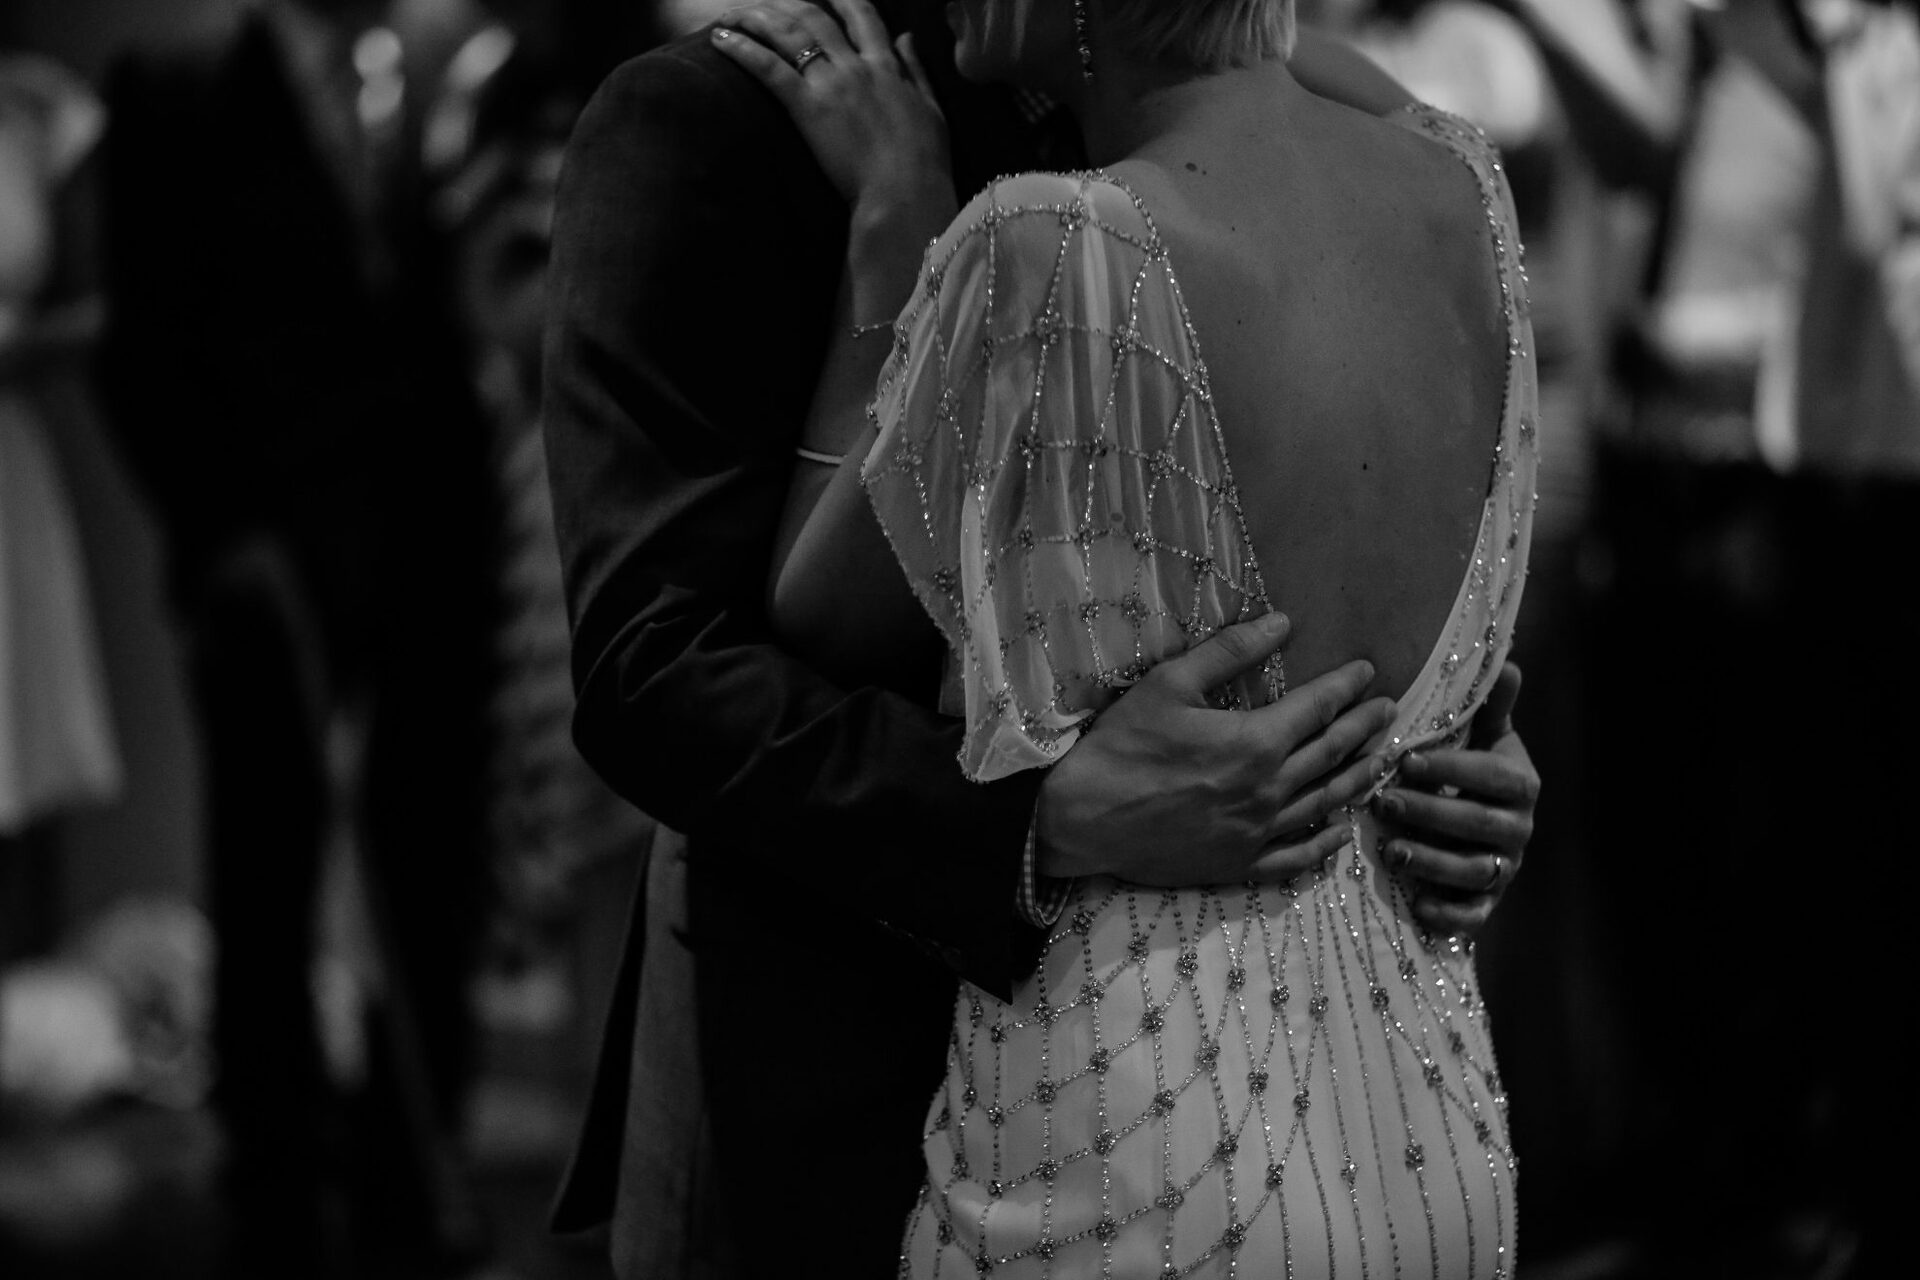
left=862, top=173, right=1276, bottom=783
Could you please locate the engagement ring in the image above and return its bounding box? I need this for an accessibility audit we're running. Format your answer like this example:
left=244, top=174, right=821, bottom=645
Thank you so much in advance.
left=792, top=43, right=826, bottom=73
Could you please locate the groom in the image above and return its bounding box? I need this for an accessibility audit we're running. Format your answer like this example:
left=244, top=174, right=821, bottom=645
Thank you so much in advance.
left=540, top=5, right=1541, bottom=1277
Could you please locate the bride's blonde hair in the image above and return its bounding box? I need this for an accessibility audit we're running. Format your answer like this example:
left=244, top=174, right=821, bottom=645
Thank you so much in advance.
left=1100, top=0, right=1297, bottom=72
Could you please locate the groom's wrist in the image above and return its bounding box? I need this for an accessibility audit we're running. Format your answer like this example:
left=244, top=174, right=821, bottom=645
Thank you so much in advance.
left=1030, top=769, right=1104, bottom=882
left=1016, top=810, right=1074, bottom=928
left=846, top=191, right=955, bottom=320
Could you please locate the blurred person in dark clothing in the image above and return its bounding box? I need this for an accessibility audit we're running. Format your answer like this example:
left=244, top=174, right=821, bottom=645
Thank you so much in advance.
left=542, top=4, right=1550, bottom=1276
left=98, top=1, right=497, bottom=1274
left=429, top=31, right=653, bottom=1075
left=1583, top=2, right=1916, bottom=1274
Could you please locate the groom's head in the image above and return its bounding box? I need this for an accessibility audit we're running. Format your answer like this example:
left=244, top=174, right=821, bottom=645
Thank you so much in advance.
left=287, top=0, right=389, bottom=27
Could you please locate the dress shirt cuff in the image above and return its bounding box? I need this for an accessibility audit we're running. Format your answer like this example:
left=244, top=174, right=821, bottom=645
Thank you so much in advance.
left=1015, top=806, right=1074, bottom=928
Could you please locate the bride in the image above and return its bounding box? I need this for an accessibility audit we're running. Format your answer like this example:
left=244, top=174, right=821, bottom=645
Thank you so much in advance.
left=717, top=1, right=1534, bottom=1274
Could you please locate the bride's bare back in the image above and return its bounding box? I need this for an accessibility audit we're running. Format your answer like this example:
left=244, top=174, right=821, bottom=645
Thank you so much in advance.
left=1113, top=76, right=1508, bottom=700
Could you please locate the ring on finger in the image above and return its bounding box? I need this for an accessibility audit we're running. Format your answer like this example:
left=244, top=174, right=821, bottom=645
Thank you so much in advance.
left=1483, top=853, right=1505, bottom=890
left=792, top=42, right=827, bottom=72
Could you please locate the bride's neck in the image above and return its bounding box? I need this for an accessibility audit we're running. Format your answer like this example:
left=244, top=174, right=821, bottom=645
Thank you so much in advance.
left=1070, top=56, right=1306, bottom=168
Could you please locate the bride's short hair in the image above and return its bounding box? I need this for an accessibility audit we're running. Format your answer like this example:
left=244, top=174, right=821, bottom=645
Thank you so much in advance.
left=1101, top=0, right=1296, bottom=71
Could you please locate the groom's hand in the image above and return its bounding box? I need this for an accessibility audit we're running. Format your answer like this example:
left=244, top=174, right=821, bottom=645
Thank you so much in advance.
left=1376, top=663, right=1538, bottom=936
left=1034, top=613, right=1398, bottom=887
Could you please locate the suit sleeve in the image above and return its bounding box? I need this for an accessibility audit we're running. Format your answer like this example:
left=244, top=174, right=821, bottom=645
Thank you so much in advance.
left=540, top=46, right=1044, bottom=995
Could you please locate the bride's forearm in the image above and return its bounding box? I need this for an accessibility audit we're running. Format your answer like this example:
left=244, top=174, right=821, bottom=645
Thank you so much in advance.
left=773, top=410, right=942, bottom=693
left=768, top=195, right=954, bottom=660
left=766, top=279, right=892, bottom=602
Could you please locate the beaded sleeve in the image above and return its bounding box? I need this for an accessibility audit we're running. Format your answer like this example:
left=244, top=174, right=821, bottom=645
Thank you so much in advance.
left=862, top=172, right=1278, bottom=783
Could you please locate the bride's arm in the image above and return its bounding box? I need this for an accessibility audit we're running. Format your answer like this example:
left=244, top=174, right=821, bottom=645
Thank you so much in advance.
left=706, top=13, right=960, bottom=687
left=765, top=199, right=952, bottom=691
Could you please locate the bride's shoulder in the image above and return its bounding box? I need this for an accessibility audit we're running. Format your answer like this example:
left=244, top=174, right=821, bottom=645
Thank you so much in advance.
left=1385, top=102, right=1509, bottom=190
left=934, top=171, right=1150, bottom=263
left=909, top=171, right=1152, bottom=345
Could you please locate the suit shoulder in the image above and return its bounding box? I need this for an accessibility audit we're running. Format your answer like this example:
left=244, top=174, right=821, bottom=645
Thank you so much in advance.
left=561, top=31, right=828, bottom=224
left=574, top=34, right=764, bottom=150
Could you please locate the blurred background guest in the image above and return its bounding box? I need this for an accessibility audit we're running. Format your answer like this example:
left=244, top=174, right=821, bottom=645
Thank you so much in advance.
left=96, top=0, right=497, bottom=1273
left=429, top=20, right=652, bottom=1116
left=0, top=51, right=122, bottom=961
left=1590, top=3, right=1918, bottom=1275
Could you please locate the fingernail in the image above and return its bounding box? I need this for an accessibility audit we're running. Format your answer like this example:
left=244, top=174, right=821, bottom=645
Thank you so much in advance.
left=1370, top=754, right=1390, bottom=781
left=1379, top=792, right=1404, bottom=817
left=712, top=27, right=730, bottom=38
left=1389, top=842, right=1412, bottom=870
left=1401, top=753, right=1425, bottom=775
left=1261, top=611, right=1288, bottom=634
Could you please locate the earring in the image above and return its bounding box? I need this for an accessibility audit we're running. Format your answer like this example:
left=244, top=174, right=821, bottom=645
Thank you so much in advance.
left=1073, top=0, right=1094, bottom=80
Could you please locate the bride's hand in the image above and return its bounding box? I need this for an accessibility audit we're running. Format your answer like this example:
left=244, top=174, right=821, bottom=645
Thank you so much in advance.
left=711, top=0, right=954, bottom=219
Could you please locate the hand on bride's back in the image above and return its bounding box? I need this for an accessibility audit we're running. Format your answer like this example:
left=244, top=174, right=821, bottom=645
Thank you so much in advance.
left=1036, top=613, right=1399, bottom=886
left=712, top=0, right=953, bottom=216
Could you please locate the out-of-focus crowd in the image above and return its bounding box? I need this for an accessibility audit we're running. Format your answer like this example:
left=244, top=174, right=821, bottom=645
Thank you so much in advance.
left=0, top=1, right=1914, bottom=1278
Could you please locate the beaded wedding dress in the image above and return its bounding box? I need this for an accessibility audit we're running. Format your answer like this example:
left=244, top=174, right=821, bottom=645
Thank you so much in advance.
left=865, top=105, right=1537, bottom=1280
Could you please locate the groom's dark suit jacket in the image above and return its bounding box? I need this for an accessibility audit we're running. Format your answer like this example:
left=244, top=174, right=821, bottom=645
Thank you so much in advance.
left=541, top=19, right=1080, bottom=1278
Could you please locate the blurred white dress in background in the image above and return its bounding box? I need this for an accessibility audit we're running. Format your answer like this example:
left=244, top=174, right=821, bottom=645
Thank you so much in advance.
left=0, top=56, right=121, bottom=835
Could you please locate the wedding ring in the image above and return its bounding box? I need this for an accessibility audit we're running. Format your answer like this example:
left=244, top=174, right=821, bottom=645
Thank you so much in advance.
left=792, top=43, right=826, bottom=73
left=1483, top=854, right=1505, bottom=890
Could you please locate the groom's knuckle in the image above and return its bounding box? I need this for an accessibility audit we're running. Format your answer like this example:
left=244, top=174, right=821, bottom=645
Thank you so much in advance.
left=1137, top=660, right=1181, bottom=697
left=1254, top=747, right=1300, bottom=797
left=1320, top=712, right=1358, bottom=754
left=1210, top=625, right=1256, bottom=667
left=1334, top=758, right=1375, bottom=802
left=1301, top=738, right=1340, bottom=782
left=1292, top=781, right=1330, bottom=820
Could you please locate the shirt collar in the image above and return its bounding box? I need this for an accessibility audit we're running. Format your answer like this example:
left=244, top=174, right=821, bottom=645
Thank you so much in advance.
left=1014, top=88, right=1059, bottom=127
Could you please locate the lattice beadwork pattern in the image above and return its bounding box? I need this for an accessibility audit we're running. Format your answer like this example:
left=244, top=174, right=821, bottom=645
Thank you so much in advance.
left=868, top=103, right=1537, bottom=1279
left=909, top=872, right=1512, bottom=1280
left=864, top=171, right=1281, bottom=783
